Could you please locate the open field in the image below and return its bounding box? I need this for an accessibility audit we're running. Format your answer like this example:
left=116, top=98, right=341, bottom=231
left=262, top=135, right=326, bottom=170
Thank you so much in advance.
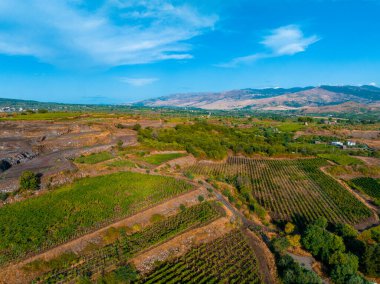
left=141, top=153, right=187, bottom=165
left=0, top=172, right=192, bottom=265
left=318, top=153, right=364, bottom=166
left=188, top=157, right=373, bottom=226
left=74, top=151, right=114, bottom=164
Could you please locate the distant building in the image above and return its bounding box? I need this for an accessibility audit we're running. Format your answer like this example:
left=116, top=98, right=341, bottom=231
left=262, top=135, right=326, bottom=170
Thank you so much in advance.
left=347, top=141, right=356, bottom=147
left=331, top=141, right=344, bottom=147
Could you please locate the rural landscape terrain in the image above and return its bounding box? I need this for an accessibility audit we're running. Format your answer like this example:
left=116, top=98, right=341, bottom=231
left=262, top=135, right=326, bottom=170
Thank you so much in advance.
left=0, top=98, right=379, bottom=283
left=1, top=0, right=379, bottom=283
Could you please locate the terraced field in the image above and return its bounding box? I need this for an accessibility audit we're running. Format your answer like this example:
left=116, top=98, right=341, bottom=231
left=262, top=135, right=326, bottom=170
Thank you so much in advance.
left=188, top=157, right=372, bottom=226
left=0, top=172, right=192, bottom=265
left=140, top=229, right=262, bottom=284
left=33, top=202, right=223, bottom=283
left=349, top=177, right=380, bottom=204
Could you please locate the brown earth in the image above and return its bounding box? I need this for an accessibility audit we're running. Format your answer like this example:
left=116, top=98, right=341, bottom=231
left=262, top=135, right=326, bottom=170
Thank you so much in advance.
left=354, top=156, right=380, bottom=166
left=0, top=117, right=180, bottom=193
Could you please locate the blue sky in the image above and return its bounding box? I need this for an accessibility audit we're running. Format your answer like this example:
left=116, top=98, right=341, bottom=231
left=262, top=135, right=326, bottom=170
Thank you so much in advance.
left=0, top=0, right=379, bottom=104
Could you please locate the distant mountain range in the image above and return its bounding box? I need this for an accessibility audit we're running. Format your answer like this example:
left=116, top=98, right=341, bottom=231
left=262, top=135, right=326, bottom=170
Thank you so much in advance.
left=137, top=85, right=380, bottom=113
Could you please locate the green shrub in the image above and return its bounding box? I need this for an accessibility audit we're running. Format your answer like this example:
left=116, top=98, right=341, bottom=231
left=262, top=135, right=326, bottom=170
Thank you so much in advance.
left=19, top=171, right=39, bottom=191
left=0, top=192, right=9, bottom=201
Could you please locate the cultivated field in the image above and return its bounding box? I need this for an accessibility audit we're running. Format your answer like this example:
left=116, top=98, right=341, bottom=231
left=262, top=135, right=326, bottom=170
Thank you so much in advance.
left=0, top=172, right=192, bottom=265
left=140, top=229, right=263, bottom=284
left=188, top=156, right=373, bottom=226
left=34, top=202, right=222, bottom=283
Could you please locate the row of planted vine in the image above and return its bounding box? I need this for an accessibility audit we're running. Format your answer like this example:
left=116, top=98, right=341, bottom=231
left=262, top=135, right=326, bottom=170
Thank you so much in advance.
left=0, top=172, right=192, bottom=266
left=140, top=229, right=262, bottom=284
left=34, top=202, right=222, bottom=283
left=187, top=157, right=372, bottom=226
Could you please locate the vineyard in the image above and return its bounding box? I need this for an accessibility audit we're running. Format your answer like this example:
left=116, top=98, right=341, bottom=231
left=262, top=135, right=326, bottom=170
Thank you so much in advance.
left=188, top=157, right=372, bottom=226
left=0, top=172, right=192, bottom=265
left=33, top=202, right=222, bottom=283
left=349, top=177, right=380, bottom=203
left=140, top=229, right=262, bottom=284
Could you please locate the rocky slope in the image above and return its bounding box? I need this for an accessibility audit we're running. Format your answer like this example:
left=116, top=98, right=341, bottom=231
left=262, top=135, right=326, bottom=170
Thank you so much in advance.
left=137, top=85, right=380, bottom=112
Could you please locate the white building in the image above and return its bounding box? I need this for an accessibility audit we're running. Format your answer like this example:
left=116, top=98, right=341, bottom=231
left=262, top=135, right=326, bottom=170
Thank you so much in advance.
left=331, top=141, right=344, bottom=147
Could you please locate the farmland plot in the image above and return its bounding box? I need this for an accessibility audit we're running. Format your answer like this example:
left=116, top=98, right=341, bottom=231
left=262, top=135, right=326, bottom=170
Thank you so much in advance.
left=0, top=172, right=192, bottom=265
left=188, top=157, right=372, bottom=226
left=140, top=229, right=263, bottom=284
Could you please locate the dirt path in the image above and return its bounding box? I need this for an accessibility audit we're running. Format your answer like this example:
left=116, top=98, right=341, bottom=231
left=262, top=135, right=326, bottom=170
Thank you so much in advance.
left=0, top=188, right=208, bottom=284
left=243, top=229, right=279, bottom=284
left=320, top=166, right=379, bottom=230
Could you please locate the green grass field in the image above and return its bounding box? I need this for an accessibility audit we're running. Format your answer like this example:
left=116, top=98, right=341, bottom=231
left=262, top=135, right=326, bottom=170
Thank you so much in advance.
left=0, top=172, right=192, bottom=265
left=74, top=151, right=114, bottom=164
left=106, top=158, right=136, bottom=168
left=142, top=153, right=187, bottom=165
left=318, top=154, right=364, bottom=166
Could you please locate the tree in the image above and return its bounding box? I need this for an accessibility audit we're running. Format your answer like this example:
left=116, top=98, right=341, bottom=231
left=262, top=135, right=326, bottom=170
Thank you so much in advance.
left=363, top=243, right=380, bottom=277
left=179, top=204, right=186, bottom=211
left=116, top=140, right=123, bottom=150
left=19, top=171, right=39, bottom=191
left=272, top=237, right=290, bottom=254
left=334, top=223, right=358, bottom=239
left=313, top=216, right=328, bottom=229
left=278, top=255, right=322, bottom=284
left=198, top=195, right=205, bottom=202
left=302, top=224, right=345, bottom=262
left=0, top=192, right=9, bottom=201
left=329, top=251, right=361, bottom=284
left=287, top=235, right=301, bottom=248
left=132, top=123, right=142, bottom=131
left=285, top=222, right=296, bottom=234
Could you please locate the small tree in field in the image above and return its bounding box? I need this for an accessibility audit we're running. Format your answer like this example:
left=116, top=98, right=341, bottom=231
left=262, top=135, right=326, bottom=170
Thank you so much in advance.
left=132, top=123, right=142, bottom=131
left=19, top=171, right=39, bottom=191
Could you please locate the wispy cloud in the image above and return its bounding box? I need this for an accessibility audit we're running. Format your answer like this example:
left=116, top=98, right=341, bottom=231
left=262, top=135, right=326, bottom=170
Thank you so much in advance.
left=217, top=25, right=320, bottom=68
left=120, top=77, right=159, bottom=87
left=0, top=0, right=218, bottom=68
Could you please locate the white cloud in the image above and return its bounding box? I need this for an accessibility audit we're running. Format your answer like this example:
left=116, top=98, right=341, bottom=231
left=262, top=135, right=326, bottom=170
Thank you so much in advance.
left=261, top=25, right=319, bottom=56
left=120, top=77, right=159, bottom=86
left=0, top=0, right=217, bottom=68
left=217, top=25, right=319, bottom=68
left=215, top=53, right=269, bottom=68
left=369, top=82, right=377, bottom=86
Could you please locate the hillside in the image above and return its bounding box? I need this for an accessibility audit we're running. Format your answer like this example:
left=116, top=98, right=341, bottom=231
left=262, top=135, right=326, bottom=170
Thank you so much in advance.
left=138, top=85, right=380, bottom=112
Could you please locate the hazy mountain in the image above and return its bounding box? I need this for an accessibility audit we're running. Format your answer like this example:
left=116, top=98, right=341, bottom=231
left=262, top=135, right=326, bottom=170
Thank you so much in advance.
left=137, top=85, right=380, bottom=112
